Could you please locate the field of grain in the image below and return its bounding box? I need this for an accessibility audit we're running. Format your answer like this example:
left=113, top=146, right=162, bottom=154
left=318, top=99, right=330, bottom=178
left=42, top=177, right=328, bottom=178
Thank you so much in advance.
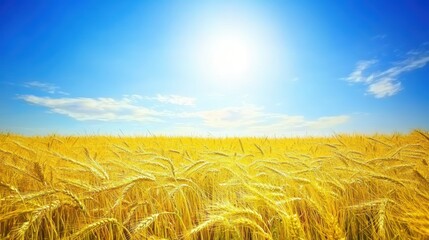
left=0, top=131, right=428, bottom=239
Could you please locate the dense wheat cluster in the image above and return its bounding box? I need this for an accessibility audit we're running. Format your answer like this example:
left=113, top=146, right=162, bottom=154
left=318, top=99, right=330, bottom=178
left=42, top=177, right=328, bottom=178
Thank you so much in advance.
left=0, top=131, right=428, bottom=239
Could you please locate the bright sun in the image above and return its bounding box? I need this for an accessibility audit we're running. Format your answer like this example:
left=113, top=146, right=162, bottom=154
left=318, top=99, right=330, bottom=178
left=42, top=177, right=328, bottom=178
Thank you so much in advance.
left=183, top=9, right=282, bottom=89
left=195, top=29, right=261, bottom=86
left=204, top=33, right=254, bottom=81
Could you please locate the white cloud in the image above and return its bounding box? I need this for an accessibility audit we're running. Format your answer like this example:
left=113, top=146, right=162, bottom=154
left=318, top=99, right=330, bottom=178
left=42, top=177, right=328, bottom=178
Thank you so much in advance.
left=307, top=115, right=350, bottom=129
left=23, top=81, right=68, bottom=95
left=367, top=78, right=402, bottom=98
left=150, top=94, right=196, bottom=106
left=189, top=105, right=264, bottom=128
left=249, top=114, right=349, bottom=134
left=346, top=60, right=378, bottom=84
left=18, top=95, right=349, bottom=136
left=180, top=105, right=350, bottom=135
left=346, top=46, right=429, bottom=98
left=18, top=95, right=161, bottom=122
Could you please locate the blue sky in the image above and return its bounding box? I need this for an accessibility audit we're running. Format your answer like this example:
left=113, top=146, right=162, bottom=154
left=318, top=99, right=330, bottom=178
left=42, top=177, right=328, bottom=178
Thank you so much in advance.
left=1, top=1, right=428, bottom=136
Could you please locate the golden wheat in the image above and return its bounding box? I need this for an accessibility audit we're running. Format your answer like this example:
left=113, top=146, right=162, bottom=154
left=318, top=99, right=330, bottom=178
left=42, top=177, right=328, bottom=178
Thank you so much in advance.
left=0, top=131, right=428, bottom=239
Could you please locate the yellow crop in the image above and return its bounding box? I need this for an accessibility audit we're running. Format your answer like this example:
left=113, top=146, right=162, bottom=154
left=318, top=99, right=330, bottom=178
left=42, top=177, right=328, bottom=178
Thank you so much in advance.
left=0, top=130, right=428, bottom=239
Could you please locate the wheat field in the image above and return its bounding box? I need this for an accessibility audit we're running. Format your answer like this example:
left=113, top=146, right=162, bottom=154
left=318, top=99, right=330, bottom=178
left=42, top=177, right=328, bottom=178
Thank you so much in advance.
left=0, top=130, right=428, bottom=239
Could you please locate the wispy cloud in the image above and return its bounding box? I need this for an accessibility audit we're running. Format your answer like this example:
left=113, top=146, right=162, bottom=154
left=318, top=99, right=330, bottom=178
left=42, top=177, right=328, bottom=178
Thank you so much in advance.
left=346, top=60, right=378, bottom=84
left=372, top=34, right=387, bottom=40
left=184, top=105, right=265, bottom=129
left=18, top=95, right=161, bottom=122
left=248, top=113, right=349, bottom=134
left=366, top=78, right=402, bottom=98
left=307, top=115, right=350, bottom=129
left=23, top=81, right=68, bottom=95
left=18, top=95, right=350, bottom=136
left=181, top=105, right=349, bottom=135
left=345, top=46, right=429, bottom=98
left=149, top=94, right=196, bottom=106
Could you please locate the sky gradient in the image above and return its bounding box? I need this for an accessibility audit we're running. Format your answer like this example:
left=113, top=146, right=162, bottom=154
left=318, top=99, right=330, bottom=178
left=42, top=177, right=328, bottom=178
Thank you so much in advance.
left=1, top=1, right=428, bottom=136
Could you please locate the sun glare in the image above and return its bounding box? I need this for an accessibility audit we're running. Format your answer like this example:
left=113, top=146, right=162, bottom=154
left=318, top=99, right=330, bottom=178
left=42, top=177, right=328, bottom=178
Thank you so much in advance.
left=181, top=6, right=283, bottom=90
left=192, top=27, right=265, bottom=87
left=201, top=32, right=256, bottom=83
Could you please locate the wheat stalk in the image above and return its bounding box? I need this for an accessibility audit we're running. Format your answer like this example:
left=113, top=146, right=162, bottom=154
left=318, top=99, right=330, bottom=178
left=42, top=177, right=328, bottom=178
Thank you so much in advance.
left=13, top=200, right=62, bottom=240
left=59, top=189, right=87, bottom=214
left=0, top=180, right=21, bottom=197
left=68, top=218, right=119, bottom=240
left=377, top=200, right=387, bottom=240
left=232, top=217, right=272, bottom=239
left=132, top=212, right=175, bottom=234
left=92, top=175, right=155, bottom=193
left=188, top=216, right=225, bottom=236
